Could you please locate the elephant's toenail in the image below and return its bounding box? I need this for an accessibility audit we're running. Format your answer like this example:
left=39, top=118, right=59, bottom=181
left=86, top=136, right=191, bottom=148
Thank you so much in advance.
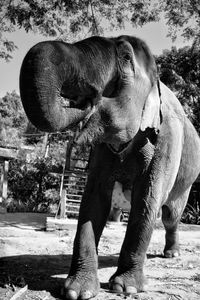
left=81, top=290, right=93, bottom=299
left=111, top=283, right=123, bottom=292
left=126, top=286, right=137, bottom=293
left=65, top=289, right=78, bottom=300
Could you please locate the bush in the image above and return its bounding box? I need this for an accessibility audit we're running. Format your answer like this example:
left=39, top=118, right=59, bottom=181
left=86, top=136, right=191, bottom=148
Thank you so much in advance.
left=7, top=157, right=61, bottom=212
left=181, top=204, right=200, bottom=225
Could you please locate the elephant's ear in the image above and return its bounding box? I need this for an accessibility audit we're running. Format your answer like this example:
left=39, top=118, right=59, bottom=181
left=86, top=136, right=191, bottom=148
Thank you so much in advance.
left=140, top=81, right=162, bottom=132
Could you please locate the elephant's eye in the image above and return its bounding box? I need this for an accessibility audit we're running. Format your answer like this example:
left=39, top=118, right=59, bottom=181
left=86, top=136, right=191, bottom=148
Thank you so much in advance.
left=123, top=52, right=134, bottom=73
left=123, top=53, right=131, bottom=61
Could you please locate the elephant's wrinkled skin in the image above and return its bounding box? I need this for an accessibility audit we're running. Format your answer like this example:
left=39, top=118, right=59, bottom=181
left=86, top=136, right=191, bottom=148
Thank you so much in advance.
left=20, top=35, right=200, bottom=299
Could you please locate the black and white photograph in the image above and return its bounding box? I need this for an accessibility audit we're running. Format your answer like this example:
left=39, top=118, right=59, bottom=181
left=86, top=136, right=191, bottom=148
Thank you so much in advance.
left=0, top=1, right=200, bottom=299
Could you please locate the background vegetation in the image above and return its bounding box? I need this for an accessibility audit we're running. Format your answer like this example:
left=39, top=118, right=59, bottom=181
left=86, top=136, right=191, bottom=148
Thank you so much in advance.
left=1, top=0, right=199, bottom=61
left=156, top=44, right=200, bottom=134
left=7, top=158, right=61, bottom=213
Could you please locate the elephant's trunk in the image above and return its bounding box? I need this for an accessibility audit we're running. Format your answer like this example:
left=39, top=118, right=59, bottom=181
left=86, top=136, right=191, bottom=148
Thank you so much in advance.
left=19, top=41, right=88, bottom=132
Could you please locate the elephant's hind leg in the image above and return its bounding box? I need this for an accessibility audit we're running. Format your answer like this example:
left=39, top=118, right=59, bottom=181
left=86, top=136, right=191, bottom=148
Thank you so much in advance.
left=162, top=188, right=191, bottom=258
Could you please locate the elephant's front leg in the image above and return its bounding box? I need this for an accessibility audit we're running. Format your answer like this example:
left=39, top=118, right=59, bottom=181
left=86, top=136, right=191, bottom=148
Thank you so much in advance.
left=64, top=161, right=114, bottom=299
left=109, top=174, right=161, bottom=293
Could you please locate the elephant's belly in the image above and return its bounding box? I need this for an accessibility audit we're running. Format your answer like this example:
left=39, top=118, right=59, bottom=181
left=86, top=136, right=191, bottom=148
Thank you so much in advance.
left=111, top=181, right=131, bottom=211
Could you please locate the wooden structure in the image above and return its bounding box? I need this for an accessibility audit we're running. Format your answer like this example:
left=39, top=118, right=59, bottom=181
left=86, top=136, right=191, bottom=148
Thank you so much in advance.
left=57, top=136, right=90, bottom=219
left=55, top=137, right=130, bottom=222
left=60, top=170, right=88, bottom=218
left=0, top=147, right=18, bottom=213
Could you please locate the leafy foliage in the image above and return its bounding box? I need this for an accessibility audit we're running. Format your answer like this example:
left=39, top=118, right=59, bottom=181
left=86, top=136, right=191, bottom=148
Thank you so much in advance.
left=156, top=44, right=200, bottom=133
left=7, top=157, right=61, bottom=212
left=0, top=91, right=27, bottom=147
left=0, top=92, right=65, bottom=212
left=162, top=0, right=200, bottom=42
left=0, top=0, right=17, bottom=61
left=181, top=204, right=200, bottom=225
left=1, top=0, right=199, bottom=61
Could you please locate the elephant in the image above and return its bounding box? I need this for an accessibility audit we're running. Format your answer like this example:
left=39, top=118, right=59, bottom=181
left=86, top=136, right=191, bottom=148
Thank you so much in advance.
left=19, top=35, right=200, bottom=300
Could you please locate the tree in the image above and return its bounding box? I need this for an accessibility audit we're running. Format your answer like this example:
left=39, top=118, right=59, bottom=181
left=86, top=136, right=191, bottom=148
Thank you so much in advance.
left=1, top=0, right=199, bottom=61
left=156, top=43, right=200, bottom=133
left=162, top=0, right=200, bottom=42
left=0, top=91, right=27, bottom=147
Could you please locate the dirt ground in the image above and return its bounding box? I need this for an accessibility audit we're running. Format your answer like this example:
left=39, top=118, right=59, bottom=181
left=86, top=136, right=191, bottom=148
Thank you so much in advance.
left=0, top=213, right=200, bottom=300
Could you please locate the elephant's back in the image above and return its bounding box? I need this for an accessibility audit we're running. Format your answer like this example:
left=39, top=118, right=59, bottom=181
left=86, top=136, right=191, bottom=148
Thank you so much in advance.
left=160, top=82, right=200, bottom=186
left=160, top=82, right=186, bottom=120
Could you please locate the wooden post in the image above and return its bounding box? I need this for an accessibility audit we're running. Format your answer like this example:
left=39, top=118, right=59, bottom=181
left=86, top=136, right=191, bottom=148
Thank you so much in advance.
left=42, top=133, right=49, bottom=158
left=0, top=160, right=8, bottom=213
left=60, top=189, right=66, bottom=219
left=2, top=160, right=9, bottom=200
left=65, top=136, right=73, bottom=170
left=0, top=163, right=3, bottom=203
left=56, top=137, right=72, bottom=220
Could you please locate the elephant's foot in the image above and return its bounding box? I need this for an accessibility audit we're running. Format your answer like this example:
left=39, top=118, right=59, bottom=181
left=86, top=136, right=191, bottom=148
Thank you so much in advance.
left=63, top=271, right=100, bottom=300
left=109, top=270, right=146, bottom=294
left=164, top=246, right=180, bottom=258
left=164, top=232, right=180, bottom=258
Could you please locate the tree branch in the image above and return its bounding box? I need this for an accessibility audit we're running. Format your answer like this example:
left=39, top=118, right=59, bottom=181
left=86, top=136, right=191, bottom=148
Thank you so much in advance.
left=89, top=0, right=100, bottom=35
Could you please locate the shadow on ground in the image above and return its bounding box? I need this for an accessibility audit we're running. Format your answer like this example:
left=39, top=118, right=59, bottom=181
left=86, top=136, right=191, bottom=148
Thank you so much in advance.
left=0, top=254, right=120, bottom=298
left=0, top=213, right=51, bottom=229
left=0, top=254, right=67, bottom=297
left=0, top=251, right=164, bottom=298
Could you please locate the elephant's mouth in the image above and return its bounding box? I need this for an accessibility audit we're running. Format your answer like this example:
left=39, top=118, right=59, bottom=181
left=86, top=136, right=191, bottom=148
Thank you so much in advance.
left=62, top=94, right=97, bottom=142
left=60, top=92, right=103, bottom=145
left=82, top=105, right=96, bottom=125
left=68, top=96, right=96, bottom=124
left=73, top=104, right=98, bottom=145
left=78, top=105, right=96, bottom=129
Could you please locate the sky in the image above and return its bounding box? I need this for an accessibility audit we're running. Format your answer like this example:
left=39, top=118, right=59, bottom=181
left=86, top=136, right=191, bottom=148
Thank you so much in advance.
left=0, top=19, right=189, bottom=97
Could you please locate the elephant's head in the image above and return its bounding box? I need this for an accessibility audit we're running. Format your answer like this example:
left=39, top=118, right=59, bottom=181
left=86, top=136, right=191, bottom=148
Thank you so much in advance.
left=20, top=35, right=162, bottom=147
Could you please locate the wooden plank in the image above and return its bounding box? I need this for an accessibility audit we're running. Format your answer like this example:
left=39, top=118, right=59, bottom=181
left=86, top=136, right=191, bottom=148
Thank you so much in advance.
left=65, top=183, right=86, bottom=187
left=10, top=285, right=28, bottom=300
left=60, top=189, right=66, bottom=218
left=0, top=164, right=3, bottom=200
left=66, top=199, right=82, bottom=203
left=0, top=147, right=18, bottom=159
left=64, top=183, right=86, bottom=187
left=65, top=189, right=85, bottom=193
left=66, top=193, right=84, bottom=196
left=66, top=210, right=79, bottom=215
left=64, top=178, right=87, bottom=183
left=43, top=133, right=49, bottom=158
left=66, top=204, right=81, bottom=209
left=66, top=194, right=83, bottom=198
left=64, top=182, right=86, bottom=187
left=66, top=187, right=84, bottom=190
left=66, top=136, right=74, bottom=170
left=64, top=178, right=87, bottom=182
left=64, top=171, right=88, bottom=177
left=2, top=160, right=9, bottom=200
